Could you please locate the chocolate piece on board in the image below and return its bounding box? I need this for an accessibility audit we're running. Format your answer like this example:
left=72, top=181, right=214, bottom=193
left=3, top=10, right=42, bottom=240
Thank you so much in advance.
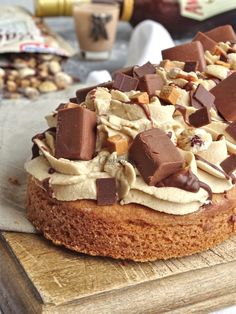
left=189, top=107, right=211, bottom=128
left=226, top=122, right=236, bottom=141
left=193, top=84, right=215, bottom=109
left=183, top=61, right=198, bottom=73
left=192, top=32, right=217, bottom=52
left=220, top=155, right=236, bottom=174
left=133, top=62, right=156, bottom=78
left=112, top=72, right=139, bottom=92
left=129, top=128, right=184, bottom=186
left=204, top=25, right=236, bottom=43
left=76, top=81, right=113, bottom=103
left=96, top=178, right=117, bottom=205
left=211, top=73, right=236, bottom=122
left=138, top=74, right=164, bottom=95
left=162, top=41, right=206, bottom=72
left=55, top=106, right=97, bottom=160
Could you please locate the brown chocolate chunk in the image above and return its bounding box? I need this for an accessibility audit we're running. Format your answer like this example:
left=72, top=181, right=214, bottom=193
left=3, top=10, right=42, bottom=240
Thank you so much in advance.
left=192, top=84, right=215, bottom=109
left=192, top=32, right=217, bottom=52
left=112, top=66, right=134, bottom=79
left=69, top=97, right=78, bottom=104
left=204, top=25, right=236, bottom=43
left=162, top=41, right=206, bottom=72
left=226, top=122, right=236, bottom=141
left=220, top=155, right=236, bottom=174
left=112, top=72, right=139, bottom=92
left=189, top=107, right=211, bottom=128
left=138, top=74, right=164, bottom=95
left=76, top=81, right=113, bottom=103
left=183, top=61, right=198, bottom=73
left=129, top=128, right=184, bottom=186
left=133, top=62, right=156, bottom=78
left=96, top=178, right=117, bottom=205
left=190, top=90, right=202, bottom=109
left=55, top=106, right=97, bottom=160
left=211, top=73, right=236, bottom=122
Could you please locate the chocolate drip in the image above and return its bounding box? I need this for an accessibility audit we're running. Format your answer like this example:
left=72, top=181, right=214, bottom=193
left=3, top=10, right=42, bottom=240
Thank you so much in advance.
left=199, top=181, right=213, bottom=201
left=42, top=177, right=53, bottom=198
left=136, top=103, right=153, bottom=127
left=195, top=155, right=230, bottom=180
left=175, top=104, right=191, bottom=126
left=31, top=143, right=40, bottom=160
left=48, top=167, right=55, bottom=174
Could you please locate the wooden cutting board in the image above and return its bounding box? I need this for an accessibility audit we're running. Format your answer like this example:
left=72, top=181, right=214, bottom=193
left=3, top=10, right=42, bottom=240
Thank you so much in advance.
left=1, top=232, right=236, bottom=314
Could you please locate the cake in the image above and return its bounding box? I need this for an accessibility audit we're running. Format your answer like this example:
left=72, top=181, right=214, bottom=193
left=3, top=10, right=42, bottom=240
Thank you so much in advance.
left=25, top=25, right=236, bottom=262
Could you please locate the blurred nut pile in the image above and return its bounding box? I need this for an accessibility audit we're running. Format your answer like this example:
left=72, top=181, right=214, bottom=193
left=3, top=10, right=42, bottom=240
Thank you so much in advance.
left=0, top=53, right=74, bottom=99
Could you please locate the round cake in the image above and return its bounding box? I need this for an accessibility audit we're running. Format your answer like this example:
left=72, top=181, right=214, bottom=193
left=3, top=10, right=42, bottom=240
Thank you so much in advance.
left=26, top=25, right=236, bottom=262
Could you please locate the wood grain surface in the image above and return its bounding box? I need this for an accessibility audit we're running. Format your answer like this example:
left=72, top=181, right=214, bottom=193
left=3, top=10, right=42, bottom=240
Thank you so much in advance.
left=1, top=232, right=236, bottom=313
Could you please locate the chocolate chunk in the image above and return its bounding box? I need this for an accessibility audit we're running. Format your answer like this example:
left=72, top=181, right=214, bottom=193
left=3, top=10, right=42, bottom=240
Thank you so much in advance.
left=133, top=62, right=156, bottom=78
left=112, top=72, right=139, bottom=92
left=226, top=122, right=236, bottom=140
left=96, top=178, right=117, bottom=205
left=69, top=97, right=78, bottom=104
left=55, top=103, right=67, bottom=111
left=156, top=168, right=200, bottom=193
left=162, top=41, right=206, bottom=72
left=76, top=81, right=113, bottom=103
left=183, top=61, right=198, bottom=73
left=204, top=25, right=236, bottom=43
left=138, top=74, right=164, bottom=95
left=220, top=155, right=236, bottom=174
left=55, top=106, right=97, bottom=160
left=192, top=84, right=215, bottom=109
left=190, top=90, right=202, bottom=109
left=189, top=107, right=211, bottom=128
left=112, top=66, right=134, bottom=79
left=211, top=73, right=236, bottom=122
left=192, top=32, right=217, bottom=52
left=129, top=128, right=184, bottom=186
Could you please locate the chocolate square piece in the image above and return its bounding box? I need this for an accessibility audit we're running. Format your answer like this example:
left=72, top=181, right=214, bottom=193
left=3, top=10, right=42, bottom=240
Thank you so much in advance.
left=162, top=41, right=206, bottom=72
left=129, top=128, right=184, bottom=186
left=192, top=84, right=215, bottom=109
left=138, top=74, right=164, bottom=95
left=76, top=81, right=113, bottom=103
left=112, top=66, right=134, bottom=79
left=226, top=122, right=236, bottom=141
left=189, top=108, right=211, bottom=128
left=211, top=73, right=236, bottom=122
left=133, top=62, right=156, bottom=78
left=96, top=178, right=117, bottom=205
left=220, top=155, right=236, bottom=174
left=204, top=25, right=236, bottom=43
left=190, top=90, right=202, bottom=109
left=192, top=32, right=217, bottom=52
left=113, top=72, right=139, bottom=92
left=55, top=106, right=97, bottom=160
left=183, top=61, right=198, bottom=73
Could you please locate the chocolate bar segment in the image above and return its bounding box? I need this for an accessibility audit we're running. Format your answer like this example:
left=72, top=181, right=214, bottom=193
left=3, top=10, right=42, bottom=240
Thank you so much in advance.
left=112, top=66, right=134, bottom=79
left=133, top=62, right=156, bottom=78
left=76, top=81, right=113, bottom=103
left=129, top=128, right=184, bottom=186
left=220, top=155, right=236, bottom=174
left=55, top=106, right=97, bottom=160
left=189, top=108, right=211, bottom=128
left=226, top=122, right=236, bottom=141
left=183, top=61, right=198, bottom=73
left=211, top=73, right=236, bottom=122
left=192, top=32, right=217, bottom=52
left=96, top=178, right=117, bottom=206
left=162, top=41, right=206, bottom=72
left=112, top=72, right=139, bottom=92
left=138, top=74, right=164, bottom=95
left=204, top=25, right=236, bottom=43
left=193, top=84, right=215, bottom=109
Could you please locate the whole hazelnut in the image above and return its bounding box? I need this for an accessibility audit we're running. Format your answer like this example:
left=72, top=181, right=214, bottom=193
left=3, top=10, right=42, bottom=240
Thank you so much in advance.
left=54, top=72, right=73, bottom=89
left=6, top=81, right=17, bottom=92
left=38, top=81, right=58, bottom=93
left=24, top=87, right=40, bottom=99
left=19, top=68, right=36, bottom=79
left=49, top=60, right=61, bottom=74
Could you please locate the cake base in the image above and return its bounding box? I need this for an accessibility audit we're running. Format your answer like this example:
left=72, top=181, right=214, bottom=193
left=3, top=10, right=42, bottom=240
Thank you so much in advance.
left=27, top=176, right=236, bottom=262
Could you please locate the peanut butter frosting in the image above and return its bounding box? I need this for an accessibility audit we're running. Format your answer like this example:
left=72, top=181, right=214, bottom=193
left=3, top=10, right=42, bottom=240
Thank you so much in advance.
left=25, top=39, right=236, bottom=215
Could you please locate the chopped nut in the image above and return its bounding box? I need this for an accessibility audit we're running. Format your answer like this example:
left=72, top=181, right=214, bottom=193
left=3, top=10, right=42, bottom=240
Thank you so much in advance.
left=205, top=64, right=229, bottom=80
left=130, top=92, right=149, bottom=104
left=38, top=81, right=58, bottom=93
left=6, top=81, right=17, bottom=92
left=19, top=67, right=36, bottom=79
left=38, top=70, right=49, bottom=79
left=20, top=79, right=31, bottom=88
left=106, top=134, right=129, bottom=155
left=49, top=60, right=61, bottom=74
left=64, top=102, right=78, bottom=109
left=159, top=86, right=180, bottom=105
left=160, top=60, right=176, bottom=71
left=54, top=72, right=73, bottom=89
left=24, top=87, right=40, bottom=99
left=30, top=77, right=41, bottom=88
left=215, top=60, right=231, bottom=68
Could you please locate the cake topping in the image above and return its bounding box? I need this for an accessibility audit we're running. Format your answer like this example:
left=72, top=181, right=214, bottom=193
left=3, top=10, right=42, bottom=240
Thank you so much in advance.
left=55, top=106, right=97, bottom=160
left=183, top=61, right=198, bottom=73
left=96, top=178, right=117, bottom=205
left=204, top=25, right=236, bottom=43
left=211, top=73, right=236, bottom=122
left=112, top=72, right=139, bottom=92
left=130, top=92, right=149, bottom=104
left=76, top=81, right=113, bottom=103
left=133, top=61, right=156, bottom=78
left=162, top=41, right=206, bottom=72
left=192, top=32, right=217, bottom=52
left=192, top=84, right=215, bottom=109
left=220, top=155, right=236, bottom=175
left=129, top=128, right=184, bottom=186
left=226, top=122, right=236, bottom=141
left=159, top=85, right=180, bottom=105
left=138, top=74, right=164, bottom=95
left=106, top=135, right=129, bottom=156
left=189, top=108, right=211, bottom=128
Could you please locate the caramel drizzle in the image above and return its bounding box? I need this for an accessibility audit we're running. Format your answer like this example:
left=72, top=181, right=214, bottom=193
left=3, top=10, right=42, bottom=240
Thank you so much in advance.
left=174, top=104, right=192, bottom=127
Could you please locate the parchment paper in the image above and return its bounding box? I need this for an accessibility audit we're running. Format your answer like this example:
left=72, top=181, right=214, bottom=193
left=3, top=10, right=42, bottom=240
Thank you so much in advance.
left=0, top=84, right=84, bottom=233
